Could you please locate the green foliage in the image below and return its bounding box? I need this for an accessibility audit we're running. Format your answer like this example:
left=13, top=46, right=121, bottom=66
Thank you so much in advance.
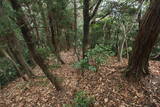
left=73, top=45, right=115, bottom=72
left=49, top=64, right=61, bottom=70
left=0, top=0, right=17, bottom=36
left=73, top=91, right=94, bottom=107
left=22, top=48, right=32, bottom=65
left=0, top=58, right=19, bottom=86
left=151, top=43, right=160, bottom=57
left=36, top=47, right=51, bottom=59
left=87, top=44, right=114, bottom=64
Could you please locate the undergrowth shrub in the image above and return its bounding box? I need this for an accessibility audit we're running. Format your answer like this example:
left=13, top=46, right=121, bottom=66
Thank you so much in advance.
left=73, top=44, right=115, bottom=72
left=63, top=91, right=94, bottom=107
left=0, top=58, right=19, bottom=87
left=73, top=91, right=94, bottom=107
left=48, top=64, right=61, bottom=70
left=36, top=47, right=52, bottom=59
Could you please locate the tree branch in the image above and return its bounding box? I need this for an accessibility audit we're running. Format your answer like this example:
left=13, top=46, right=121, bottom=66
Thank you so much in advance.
left=89, top=1, right=97, bottom=10
left=90, top=0, right=103, bottom=20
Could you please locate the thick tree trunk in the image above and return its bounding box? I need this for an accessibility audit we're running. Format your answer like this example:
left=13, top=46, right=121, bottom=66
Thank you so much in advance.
left=126, top=0, right=160, bottom=79
left=82, top=0, right=90, bottom=58
left=10, top=0, right=61, bottom=90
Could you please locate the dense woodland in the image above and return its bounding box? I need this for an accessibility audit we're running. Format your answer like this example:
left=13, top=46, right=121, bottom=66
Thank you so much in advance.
left=0, top=0, right=160, bottom=106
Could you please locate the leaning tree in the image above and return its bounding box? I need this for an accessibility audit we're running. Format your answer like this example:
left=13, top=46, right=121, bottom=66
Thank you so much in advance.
left=126, top=0, right=160, bottom=79
left=10, top=0, right=61, bottom=91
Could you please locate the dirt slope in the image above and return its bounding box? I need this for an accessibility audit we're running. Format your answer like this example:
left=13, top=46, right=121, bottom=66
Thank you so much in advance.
left=0, top=51, right=159, bottom=107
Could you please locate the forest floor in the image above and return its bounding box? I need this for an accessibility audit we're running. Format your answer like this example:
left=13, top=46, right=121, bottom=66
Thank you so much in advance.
left=0, top=50, right=160, bottom=107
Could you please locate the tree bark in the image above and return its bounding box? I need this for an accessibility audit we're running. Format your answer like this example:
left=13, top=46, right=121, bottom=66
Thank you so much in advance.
left=1, top=49, right=27, bottom=81
left=118, top=24, right=127, bottom=62
left=82, top=0, right=102, bottom=58
left=65, top=31, right=70, bottom=51
left=73, top=0, right=80, bottom=61
left=137, top=0, right=144, bottom=28
left=10, top=0, right=61, bottom=90
left=82, top=0, right=90, bottom=58
left=48, top=12, right=65, bottom=64
left=26, top=3, right=40, bottom=46
left=0, top=1, right=28, bottom=81
left=125, top=40, right=129, bottom=59
left=6, top=33, right=35, bottom=78
left=126, top=0, right=160, bottom=80
left=38, top=2, right=52, bottom=48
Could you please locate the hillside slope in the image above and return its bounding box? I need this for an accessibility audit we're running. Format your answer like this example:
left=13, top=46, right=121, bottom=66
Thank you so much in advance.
left=0, top=51, right=159, bottom=107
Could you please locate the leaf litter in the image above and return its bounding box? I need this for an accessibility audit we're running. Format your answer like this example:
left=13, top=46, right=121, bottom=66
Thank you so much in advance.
left=0, top=50, right=160, bottom=107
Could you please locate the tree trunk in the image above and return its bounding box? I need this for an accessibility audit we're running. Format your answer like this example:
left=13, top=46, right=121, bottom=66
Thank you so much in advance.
left=73, top=0, right=77, bottom=48
left=73, top=0, right=80, bottom=61
left=6, top=33, right=35, bottom=78
left=126, top=0, right=160, bottom=80
left=10, top=0, right=61, bottom=91
left=48, top=12, right=65, bottom=64
left=118, top=24, right=127, bottom=62
left=26, top=3, right=40, bottom=46
left=137, top=0, right=144, bottom=29
left=39, top=2, right=52, bottom=49
left=0, top=1, right=27, bottom=81
left=82, top=0, right=90, bottom=58
left=28, top=50, right=37, bottom=66
left=65, top=31, right=70, bottom=51
left=103, top=21, right=107, bottom=44
left=125, top=40, right=129, bottom=59
left=1, top=49, right=27, bottom=81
